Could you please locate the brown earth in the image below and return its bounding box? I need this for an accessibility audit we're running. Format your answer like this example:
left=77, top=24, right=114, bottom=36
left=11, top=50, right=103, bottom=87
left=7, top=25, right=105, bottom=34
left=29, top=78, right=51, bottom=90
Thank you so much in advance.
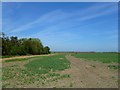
left=22, top=54, right=118, bottom=88
left=2, top=54, right=118, bottom=88
left=62, top=54, right=118, bottom=88
left=0, top=54, right=55, bottom=62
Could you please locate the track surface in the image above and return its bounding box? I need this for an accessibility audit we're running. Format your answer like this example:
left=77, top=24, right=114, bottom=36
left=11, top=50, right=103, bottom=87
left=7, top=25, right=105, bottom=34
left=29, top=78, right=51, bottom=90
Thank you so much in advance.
left=2, top=54, right=118, bottom=88
left=1, top=54, right=54, bottom=62
left=64, top=54, right=118, bottom=88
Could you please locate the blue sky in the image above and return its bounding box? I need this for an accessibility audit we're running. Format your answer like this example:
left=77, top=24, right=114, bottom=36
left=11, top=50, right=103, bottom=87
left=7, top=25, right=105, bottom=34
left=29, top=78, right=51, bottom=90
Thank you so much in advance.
left=2, top=2, right=118, bottom=52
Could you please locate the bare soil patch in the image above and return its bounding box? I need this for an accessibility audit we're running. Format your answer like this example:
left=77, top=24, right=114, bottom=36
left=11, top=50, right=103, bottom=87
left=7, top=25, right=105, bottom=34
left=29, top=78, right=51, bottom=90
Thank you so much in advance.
left=63, top=54, right=118, bottom=88
left=2, top=54, right=118, bottom=88
left=1, top=54, right=55, bottom=62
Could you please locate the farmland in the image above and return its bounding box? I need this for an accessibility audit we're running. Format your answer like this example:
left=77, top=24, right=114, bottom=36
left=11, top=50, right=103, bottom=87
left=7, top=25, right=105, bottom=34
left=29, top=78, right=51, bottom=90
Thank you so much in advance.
left=2, top=53, right=119, bottom=88
left=72, top=53, right=119, bottom=70
left=2, top=54, right=71, bottom=88
left=72, top=53, right=118, bottom=63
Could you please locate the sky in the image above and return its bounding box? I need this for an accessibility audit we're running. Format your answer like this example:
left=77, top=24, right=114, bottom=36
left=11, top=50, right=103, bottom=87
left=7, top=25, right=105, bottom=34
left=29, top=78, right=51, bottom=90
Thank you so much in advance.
left=2, top=2, right=118, bottom=52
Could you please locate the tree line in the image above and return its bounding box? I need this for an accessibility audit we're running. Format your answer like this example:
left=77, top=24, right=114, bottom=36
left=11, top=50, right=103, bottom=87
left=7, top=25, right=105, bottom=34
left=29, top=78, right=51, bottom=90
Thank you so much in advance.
left=0, top=33, right=50, bottom=56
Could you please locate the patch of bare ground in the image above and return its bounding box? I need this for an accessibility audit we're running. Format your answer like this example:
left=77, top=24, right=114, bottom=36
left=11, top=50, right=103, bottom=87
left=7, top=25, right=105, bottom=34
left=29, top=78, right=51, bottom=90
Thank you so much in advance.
left=24, top=54, right=118, bottom=88
left=61, top=54, right=118, bottom=88
left=2, top=54, right=118, bottom=88
left=1, top=54, right=55, bottom=62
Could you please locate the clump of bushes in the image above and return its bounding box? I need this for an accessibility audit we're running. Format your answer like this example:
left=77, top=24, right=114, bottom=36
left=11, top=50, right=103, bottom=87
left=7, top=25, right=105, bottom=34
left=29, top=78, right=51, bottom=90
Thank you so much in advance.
left=1, top=32, right=50, bottom=56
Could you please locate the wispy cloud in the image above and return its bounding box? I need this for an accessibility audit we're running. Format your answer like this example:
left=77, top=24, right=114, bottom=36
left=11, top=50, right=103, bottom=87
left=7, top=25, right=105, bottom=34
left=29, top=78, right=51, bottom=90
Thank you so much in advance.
left=11, top=10, right=70, bottom=33
left=3, top=2, right=117, bottom=52
left=77, top=4, right=117, bottom=21
left=9, top=3, right=117, bottom=35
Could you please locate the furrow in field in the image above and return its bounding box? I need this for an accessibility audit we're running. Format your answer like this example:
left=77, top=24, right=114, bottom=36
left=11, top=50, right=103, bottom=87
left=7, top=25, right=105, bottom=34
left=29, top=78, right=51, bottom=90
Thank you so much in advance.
left=65, top=55, right=118, bottom=88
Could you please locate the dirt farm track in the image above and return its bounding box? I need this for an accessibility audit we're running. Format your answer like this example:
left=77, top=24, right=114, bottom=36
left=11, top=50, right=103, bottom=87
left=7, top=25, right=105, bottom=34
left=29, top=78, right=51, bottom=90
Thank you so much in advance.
left=2, top=54, right=118, bottom=88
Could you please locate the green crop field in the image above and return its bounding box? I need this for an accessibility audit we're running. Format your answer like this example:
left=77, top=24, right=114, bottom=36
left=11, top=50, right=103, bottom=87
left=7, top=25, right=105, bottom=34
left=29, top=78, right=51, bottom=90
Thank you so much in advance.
left=2, top=53, right=119, bottom=88
left=72, top=53, right=118, bottom=63
left=2, top=54, right=70, bottom=88
left=72, top=53, right=119, bottom=70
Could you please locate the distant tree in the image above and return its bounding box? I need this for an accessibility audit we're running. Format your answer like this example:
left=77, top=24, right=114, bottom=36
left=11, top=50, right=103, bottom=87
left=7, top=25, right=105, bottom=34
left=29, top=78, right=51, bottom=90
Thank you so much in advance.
left=9, top=36, right=19, bottom=55
left=43, top=46, right=50, bottom=54
left=1, top=33, right=50, bottom=56
left=2, top=33, right=11, bottom=55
